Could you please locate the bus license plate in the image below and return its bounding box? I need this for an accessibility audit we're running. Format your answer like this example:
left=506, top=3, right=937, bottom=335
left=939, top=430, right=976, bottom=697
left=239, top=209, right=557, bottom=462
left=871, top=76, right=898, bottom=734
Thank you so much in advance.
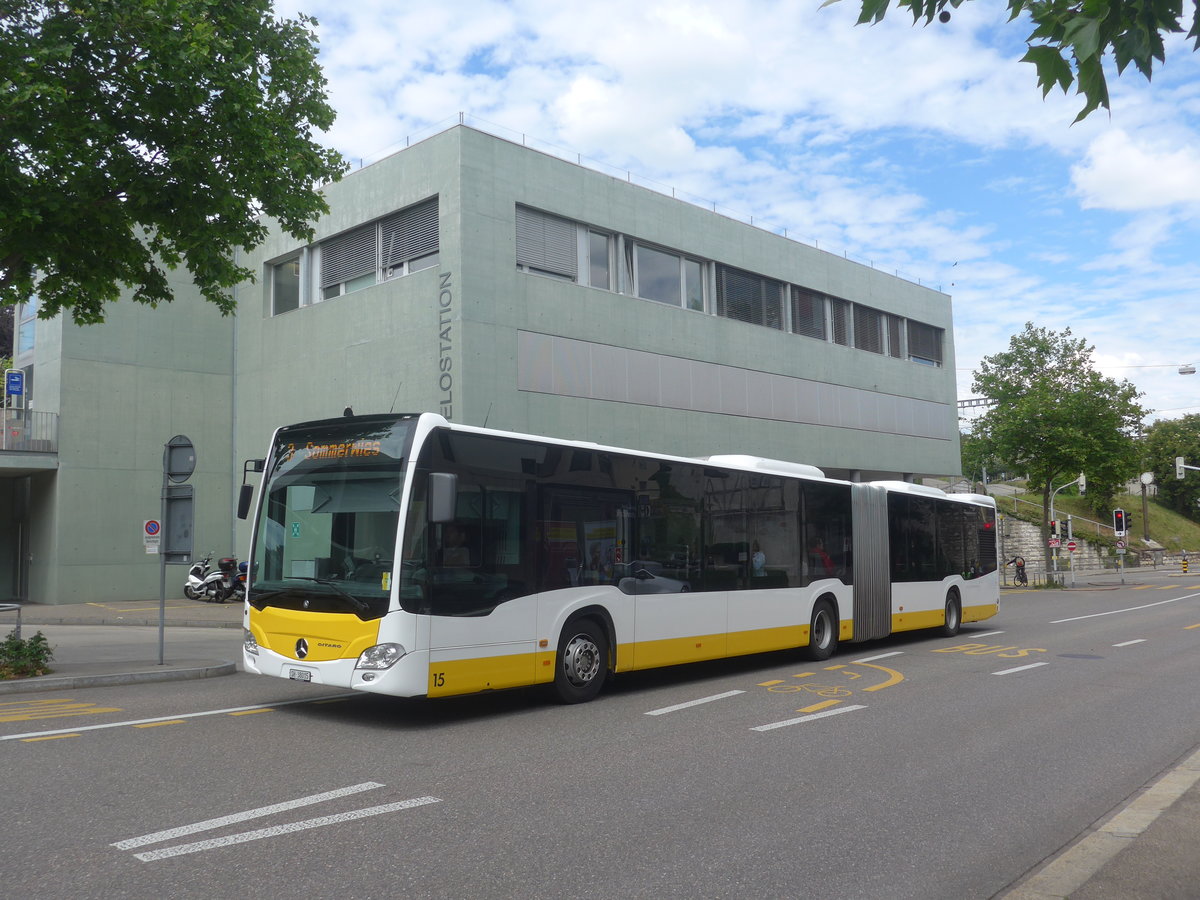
left=288, top=668, right=312, bottom=682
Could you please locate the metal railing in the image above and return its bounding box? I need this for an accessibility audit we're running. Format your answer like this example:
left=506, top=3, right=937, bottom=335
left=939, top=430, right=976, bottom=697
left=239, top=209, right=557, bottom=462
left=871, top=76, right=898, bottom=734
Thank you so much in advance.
left=0, top=409, right=59, bottom=453
left=995, top=493, right=1115, bottom=538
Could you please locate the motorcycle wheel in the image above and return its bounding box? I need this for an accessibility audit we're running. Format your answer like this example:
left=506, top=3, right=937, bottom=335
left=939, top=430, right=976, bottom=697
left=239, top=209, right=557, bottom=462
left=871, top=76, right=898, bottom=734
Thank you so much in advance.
left=184, top=584, right=202, bottom=600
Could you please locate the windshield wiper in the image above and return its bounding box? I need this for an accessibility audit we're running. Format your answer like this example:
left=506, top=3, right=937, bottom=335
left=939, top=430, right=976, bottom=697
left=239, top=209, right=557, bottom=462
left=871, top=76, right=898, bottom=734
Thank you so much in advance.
left=287, top=577, right=371, bottom=615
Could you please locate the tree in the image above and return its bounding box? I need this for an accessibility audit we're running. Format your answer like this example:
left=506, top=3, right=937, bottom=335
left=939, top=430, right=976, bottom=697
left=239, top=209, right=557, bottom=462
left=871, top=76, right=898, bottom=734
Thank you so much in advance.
left=1, top=0, right=346, bottom=324
left=971, top=323, right=1146, bottom=572
left=0, top=304, right=11, bottom=357
left=834, top=0, right=1200, bottom=122
left=1143, top=415, right=1200, bottom=518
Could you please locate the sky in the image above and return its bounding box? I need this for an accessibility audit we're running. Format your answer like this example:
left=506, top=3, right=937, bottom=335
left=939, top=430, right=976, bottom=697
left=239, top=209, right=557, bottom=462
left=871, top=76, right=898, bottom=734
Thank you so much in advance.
left=274, top=0, right=1200, bottom=426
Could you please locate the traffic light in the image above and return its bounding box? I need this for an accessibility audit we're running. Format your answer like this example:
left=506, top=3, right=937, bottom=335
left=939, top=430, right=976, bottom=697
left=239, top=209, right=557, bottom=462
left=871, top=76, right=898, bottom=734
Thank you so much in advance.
left=1113, top=509, right=1127, bottom=535
left=1049, top=520, right=1059, bottom=538
left=1178, top=457, right=1187, bottom=480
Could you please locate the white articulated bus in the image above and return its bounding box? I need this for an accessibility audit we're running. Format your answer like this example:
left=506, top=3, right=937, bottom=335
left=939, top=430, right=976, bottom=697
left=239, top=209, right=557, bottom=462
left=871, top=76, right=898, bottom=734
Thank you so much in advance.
left=240, top=412, right=998, bottom=702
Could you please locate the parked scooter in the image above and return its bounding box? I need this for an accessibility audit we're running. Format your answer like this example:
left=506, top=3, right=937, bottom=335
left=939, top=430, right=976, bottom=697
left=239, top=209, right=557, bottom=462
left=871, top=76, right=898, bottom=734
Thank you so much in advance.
left=184, top=551, right=247, bottom=604
left=183, top=552, right=215, bottom=600
left=201, top=555, right=244, bottom=603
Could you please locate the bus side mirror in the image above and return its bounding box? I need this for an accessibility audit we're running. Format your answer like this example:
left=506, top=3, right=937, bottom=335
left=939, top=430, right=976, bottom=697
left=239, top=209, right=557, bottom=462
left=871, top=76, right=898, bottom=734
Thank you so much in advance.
left=428, top=472, right=457, bottom=523
left=237, top=484, right=255, bottom=520
left=237, top=458, right=265, bottom=520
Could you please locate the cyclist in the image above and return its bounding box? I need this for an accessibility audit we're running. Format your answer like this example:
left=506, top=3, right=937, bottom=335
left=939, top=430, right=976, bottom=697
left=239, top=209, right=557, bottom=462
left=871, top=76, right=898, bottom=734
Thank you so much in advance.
left=1006, top=555, right=1028, bottom=585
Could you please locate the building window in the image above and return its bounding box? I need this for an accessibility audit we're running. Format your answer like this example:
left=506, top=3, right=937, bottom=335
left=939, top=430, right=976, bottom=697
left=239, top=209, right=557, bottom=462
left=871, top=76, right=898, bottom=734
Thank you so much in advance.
left=16, top=294, right=39, bottom=356
left=381, top=198, right=439, bottom=278
left=588, top=231, right=611, bottom=290
left=717, top=265, right=783, bottom=329
left=271, top=256, right=301, bottom=315
left=853, top=305, right=884, bottom=354
left=634, top=244, right=682, bottom=305
left=907, top=321, right=943, bottom=366
left=301, top=197, right=440, bottom=306
left=791, top=288, right=826, bottom=340
left=516, top=206, right=578, bottom=280
left=684, top=259, right=704, bottom=312
left=626, top=241, right=705, bottom=310
left=886, top=313, right=904, bottom=358
left=830, top=297, right=851, bottom=346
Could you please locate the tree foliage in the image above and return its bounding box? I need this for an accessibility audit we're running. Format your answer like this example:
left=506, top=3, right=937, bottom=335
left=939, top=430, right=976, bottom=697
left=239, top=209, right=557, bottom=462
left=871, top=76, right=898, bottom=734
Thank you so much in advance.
left=0, top=0, right=346, bottom=324
left=1143, top=414, right=1200, bottom=518
left=833, top=0, right=1200, bottom=122
left=971, top=323, right=1145, bottom=565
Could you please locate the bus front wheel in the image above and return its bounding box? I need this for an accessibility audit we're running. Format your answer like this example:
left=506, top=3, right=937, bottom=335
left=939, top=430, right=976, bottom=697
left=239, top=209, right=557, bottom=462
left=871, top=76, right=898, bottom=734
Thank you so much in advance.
left=554, top=618, right=609, bottom=704
left=804, top=599, right=838, bottom=661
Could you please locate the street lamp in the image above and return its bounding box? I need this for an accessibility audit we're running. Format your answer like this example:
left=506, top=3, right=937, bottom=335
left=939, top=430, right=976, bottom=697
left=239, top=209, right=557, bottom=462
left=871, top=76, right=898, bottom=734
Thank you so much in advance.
left=1179, top=365, right=1196, bottom=375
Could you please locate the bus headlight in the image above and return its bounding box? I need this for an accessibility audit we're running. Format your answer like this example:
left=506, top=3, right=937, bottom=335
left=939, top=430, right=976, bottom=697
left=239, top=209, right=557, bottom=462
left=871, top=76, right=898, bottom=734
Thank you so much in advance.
left=356, top=643, right=406, bottom=670
left=243, top=629, right=259, bottom=656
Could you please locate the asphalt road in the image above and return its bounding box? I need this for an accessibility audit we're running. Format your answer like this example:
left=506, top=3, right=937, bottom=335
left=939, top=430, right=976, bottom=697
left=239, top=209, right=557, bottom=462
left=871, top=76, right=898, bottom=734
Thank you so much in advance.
left=3, top=578, right=1198, bottom=899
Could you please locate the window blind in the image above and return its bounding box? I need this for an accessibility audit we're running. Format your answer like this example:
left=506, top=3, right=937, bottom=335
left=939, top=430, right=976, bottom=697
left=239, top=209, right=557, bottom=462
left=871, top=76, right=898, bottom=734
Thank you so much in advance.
left=515, top=206, right=577, bottom=279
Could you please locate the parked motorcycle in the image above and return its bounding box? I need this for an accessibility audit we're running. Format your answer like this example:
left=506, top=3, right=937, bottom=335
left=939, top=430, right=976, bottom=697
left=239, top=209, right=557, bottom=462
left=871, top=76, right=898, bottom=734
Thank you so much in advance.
left=183, top=552, right=214, bottom=600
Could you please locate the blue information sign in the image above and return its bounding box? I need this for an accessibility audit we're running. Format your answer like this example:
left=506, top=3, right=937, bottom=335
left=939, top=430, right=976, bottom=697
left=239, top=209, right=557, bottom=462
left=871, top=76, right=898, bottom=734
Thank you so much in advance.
left=5, top=370, right=24, bottom=396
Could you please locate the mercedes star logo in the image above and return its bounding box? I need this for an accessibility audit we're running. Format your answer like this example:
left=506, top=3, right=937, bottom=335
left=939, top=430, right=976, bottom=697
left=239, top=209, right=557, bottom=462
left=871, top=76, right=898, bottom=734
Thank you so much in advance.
left=295, top=638, right=309, bottom=659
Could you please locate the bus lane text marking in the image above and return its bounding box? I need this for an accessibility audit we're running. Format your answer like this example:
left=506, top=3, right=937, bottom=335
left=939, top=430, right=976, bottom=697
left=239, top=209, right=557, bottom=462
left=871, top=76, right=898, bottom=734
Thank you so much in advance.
left=932, top=643, right=1046, bottom=659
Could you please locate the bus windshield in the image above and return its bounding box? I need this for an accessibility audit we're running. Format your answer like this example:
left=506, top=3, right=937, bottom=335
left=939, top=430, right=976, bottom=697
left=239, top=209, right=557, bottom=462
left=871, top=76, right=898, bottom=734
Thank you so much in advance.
left=248, top=416, right=415, bottom=619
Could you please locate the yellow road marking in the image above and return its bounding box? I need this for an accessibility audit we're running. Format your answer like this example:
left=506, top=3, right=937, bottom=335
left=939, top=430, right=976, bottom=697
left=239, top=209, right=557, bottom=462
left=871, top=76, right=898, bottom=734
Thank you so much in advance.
left=0, top=701, right=122, bottom=723
left=22, top=733, right=80, bottom=742
left=799, top=700, right=842, bottom=713
left=229, top=708, right=273, bottom=716
left=791, top=672, right=814, bottom=679
left=1132, top=585, right=1155, bottom=591
left=757, top=679, right=785, bottom=686
left=1186, top=624, right=1200, bottom=630
left=855, top=662, right=905, bottom=693
left=135, top=720, right=186, bottom=728
left=1, top=698, right=90, bottom=709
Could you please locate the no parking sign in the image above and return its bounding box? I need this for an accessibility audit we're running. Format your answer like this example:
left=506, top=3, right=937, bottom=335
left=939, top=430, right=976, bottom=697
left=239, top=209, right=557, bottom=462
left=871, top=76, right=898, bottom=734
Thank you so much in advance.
left=144, top=519, right=161, bottom=554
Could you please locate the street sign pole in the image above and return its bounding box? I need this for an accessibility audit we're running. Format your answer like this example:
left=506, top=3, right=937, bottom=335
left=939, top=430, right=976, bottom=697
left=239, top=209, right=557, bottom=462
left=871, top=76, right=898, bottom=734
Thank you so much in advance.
left=159, top=436, right=196, bottom=665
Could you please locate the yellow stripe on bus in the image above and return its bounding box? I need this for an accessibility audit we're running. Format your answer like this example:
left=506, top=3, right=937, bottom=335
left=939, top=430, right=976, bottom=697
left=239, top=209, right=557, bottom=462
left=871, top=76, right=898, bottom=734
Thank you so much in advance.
left=427, top=653, right=537, bottom=697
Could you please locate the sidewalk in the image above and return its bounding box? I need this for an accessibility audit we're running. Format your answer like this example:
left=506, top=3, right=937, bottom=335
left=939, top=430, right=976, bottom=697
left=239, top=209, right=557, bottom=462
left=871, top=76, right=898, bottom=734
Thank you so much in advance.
left=0, top=597, right=242, bottom=695
left=2, top=596, right=1199, bottom=898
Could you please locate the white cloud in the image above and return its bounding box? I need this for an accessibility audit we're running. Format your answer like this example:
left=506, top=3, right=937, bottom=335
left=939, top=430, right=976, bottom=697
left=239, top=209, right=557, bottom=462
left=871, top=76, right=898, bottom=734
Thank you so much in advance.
left=1072, top=130, right=1200, bottom=212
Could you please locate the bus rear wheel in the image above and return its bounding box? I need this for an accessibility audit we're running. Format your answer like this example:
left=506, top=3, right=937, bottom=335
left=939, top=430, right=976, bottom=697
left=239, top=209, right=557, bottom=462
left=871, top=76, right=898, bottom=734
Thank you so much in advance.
left=941, top=591, right=962, bottom=637
left=803, top=599, right=838, bottom=661
left=553, top=618, right=609, bottom=704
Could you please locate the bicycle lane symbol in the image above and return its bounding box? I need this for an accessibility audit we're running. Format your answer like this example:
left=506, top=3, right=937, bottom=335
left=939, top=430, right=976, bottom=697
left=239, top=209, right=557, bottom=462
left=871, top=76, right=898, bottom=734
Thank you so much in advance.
left=756, top=661, right=905, bottom=714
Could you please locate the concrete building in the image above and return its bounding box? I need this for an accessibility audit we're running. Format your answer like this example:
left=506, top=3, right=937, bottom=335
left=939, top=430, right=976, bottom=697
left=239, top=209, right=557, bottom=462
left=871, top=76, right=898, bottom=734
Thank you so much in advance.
left=1, top=124, right=959, bottom=605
